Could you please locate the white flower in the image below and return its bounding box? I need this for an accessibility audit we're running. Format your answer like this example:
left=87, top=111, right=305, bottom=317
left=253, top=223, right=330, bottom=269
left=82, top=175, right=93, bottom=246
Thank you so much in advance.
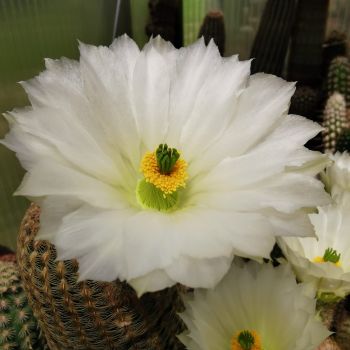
left=179, top=261, right=330, bottom=350
left=279, top=193, right=350, bottom=297
left=2, top=35, right=330, bottom=295
left=322, top=152, right=350, bottom=197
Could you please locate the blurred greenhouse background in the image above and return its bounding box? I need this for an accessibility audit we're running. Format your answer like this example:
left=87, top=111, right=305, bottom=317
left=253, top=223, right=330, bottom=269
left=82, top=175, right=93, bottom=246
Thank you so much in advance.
left=0, top=0, right=349, bottom=250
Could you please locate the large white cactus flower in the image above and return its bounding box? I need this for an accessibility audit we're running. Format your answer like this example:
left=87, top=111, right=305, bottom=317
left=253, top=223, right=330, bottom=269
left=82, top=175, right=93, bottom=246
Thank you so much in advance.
left=279, top=192, right=350, bottom=297
left=179, top=262, right=330, bottom=350
left=2, top=35, right=330, bottom=294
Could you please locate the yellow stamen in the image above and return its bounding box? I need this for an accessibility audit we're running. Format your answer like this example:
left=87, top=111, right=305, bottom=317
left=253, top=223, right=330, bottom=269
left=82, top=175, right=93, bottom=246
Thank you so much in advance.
left=313, top=256, right=341, bottom=267
left=140, top=151, right=188, bottom=196
left=231, top=330, right=262, bottom=350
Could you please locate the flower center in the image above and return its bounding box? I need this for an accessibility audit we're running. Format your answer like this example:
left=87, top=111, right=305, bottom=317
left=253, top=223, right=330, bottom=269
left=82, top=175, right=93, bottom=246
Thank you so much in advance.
left=136, top=144, right=188, bottom=211
left=313, top=247, right=341, bottom=266
left=231, top=330, right=262, bottom=350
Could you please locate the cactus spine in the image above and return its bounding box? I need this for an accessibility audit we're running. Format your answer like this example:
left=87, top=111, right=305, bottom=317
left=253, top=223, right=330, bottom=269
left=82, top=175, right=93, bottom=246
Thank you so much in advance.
left=327, top=56, right=350, bottom=107
left=323, top=93, right=349, bottom=153
left=0, top=261, right=47, bottom=349
left=198, top=11, right=226, bottom=56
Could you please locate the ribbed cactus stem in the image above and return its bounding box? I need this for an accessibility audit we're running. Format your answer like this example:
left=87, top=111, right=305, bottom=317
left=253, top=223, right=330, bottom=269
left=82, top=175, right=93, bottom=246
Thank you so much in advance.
left=16, top=204, right=186, bottom=350
left=0, top=261, right=47, bottom=349
left=323, top=93, right=349, bottom=153
left=327, top=56, right=350, bottom=108
left=198, top=10, right=225, bottom=56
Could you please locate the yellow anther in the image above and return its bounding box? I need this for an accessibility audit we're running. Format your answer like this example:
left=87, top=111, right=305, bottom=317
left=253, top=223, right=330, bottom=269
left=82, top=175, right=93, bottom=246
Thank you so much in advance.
left=140, top=151, right=188, bottom=196
left=313, top=256, right=341, bottom=267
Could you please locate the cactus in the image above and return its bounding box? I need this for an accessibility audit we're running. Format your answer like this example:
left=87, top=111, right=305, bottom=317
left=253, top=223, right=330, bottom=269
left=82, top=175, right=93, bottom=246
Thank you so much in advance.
left=323, top=31, right=347, bottom=74
left=287, top=0, right=329, bottom=85
left=16, top=203, right=186, bottom=350
left=323, top=93, right=349, bottom=153
left=198, top=11, right=225, bottom=56
left=289, top=85, right=319, bottom=118
left=336, top=129, right=350, bottom=153
left=0, top=260, right=47, bottom=350
left=327, top=56, right=350, bottom=107
left=315, top=337, right=341, bottom=350
left=250, top=0, right=298, bottom=75
left=146, top=0, right=183, bottom=48
left=0, top=245, right=16, bottom=263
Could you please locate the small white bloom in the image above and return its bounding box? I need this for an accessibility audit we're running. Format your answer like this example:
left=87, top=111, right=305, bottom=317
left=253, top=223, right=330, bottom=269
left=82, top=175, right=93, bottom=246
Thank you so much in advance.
left=2, top=35, right=330, bottom=294
left=322, top=152, right=350, bottom=196
left=279, top=193, right=350, bottom=297
left=179, top=261, right=330, bottom=350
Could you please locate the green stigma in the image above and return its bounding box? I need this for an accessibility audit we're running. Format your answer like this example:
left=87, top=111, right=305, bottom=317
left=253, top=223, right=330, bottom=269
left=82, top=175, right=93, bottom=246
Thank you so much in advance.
left=156, top=144, right=180, bottom=174
left=323, top=248, right=341, bottom=264
left=238, top=331, right=255, bottom=350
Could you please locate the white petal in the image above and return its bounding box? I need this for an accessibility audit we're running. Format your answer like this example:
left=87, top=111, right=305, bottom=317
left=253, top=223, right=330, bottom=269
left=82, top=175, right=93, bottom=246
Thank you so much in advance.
left=132, top=45, right=171, bottom=150
left=8, top=107, right=131, bottom=186
left=194, top=74, right=296, bottom=173
left=179, top=58, right=251, bottom=162
left=165, top=255, right=232, bottom=288
left=129, top=269, right=175, bottom=296
left=79, top=37, right=141, bottom=168
left=166, top=39, right=222, bottom=145
left=16, top=160, right=127, bottom=209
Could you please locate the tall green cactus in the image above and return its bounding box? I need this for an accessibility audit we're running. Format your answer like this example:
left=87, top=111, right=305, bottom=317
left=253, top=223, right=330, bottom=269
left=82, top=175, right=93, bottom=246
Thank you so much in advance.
left=327, top=56, right=350, bottom=107
left=323, top=92, right=349, bottom=153
left=0, top=261, right=47, bottom=349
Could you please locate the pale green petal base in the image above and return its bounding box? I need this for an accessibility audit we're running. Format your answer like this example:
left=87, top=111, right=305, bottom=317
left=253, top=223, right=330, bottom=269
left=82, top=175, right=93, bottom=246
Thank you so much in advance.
left=136, top=179, right=178, bottom=212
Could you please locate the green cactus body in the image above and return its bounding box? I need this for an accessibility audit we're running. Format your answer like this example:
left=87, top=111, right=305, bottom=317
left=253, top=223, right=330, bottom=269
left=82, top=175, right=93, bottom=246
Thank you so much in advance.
left=0, top=261, right=47, bottom=350
left=198, top=11, right=226, bottom=56
left=327, top=56, right=350, bottom=107
left=323, top=92, right=349, bottom=153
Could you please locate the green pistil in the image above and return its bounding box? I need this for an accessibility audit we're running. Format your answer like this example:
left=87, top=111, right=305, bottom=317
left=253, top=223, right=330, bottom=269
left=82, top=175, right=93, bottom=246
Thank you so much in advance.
left=156, top=144, right=180, bottom=174
left=238, top=331, right=255, bottom=350
left=323, top=248, right=341, bottom=263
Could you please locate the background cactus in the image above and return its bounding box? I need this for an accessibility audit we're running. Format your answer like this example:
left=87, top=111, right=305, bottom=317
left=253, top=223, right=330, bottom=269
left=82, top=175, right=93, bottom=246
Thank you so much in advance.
left=287, top=0, right=329, bottom=85
left=146, top=0, right=183, bottom=48
left=0, top=260, right=47, bottom=350
left=322, top=31, right=347, bottom=76
left=250, top=0, right=298, bottom=75
left=289, top=85, right=320, bottom=119
left=198, top=10, right=226, bottom=56
left=327, top=56, right=350, bottom=107
left=323, top=92, right=349, bottom=153
left=336, top=129, right=350, bottom=152
left=16, top=203, right=186, bottom=350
